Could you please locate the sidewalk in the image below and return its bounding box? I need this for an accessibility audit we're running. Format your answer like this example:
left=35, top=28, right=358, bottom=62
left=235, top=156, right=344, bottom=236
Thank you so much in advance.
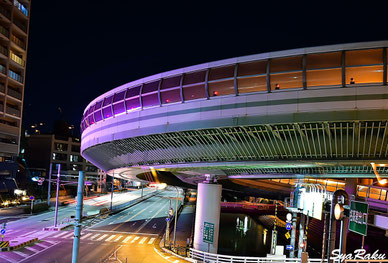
left=168, top=203, right=195, bottom=248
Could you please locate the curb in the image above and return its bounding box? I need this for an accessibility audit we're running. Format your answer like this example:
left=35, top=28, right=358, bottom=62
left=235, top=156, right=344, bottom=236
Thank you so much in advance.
left=1, top=238, right=38, bottom=252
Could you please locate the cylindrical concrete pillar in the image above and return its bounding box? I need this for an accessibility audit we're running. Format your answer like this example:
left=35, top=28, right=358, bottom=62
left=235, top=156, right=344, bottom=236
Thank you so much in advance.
left=193, top=183, right=222, bottom=253
left=345, top=178, right=358, bottom=198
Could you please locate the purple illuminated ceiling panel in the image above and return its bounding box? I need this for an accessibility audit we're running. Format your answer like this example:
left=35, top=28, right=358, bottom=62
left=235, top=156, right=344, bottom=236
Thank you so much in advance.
left=142, top=80, right=160, bottom=94
left=126, top=97, right=140, bottom=110
left=95, top=100, right=103, bottom=109
left=126, top=86, right=141, bottom=98
left=142, top=93, right=159, bottom=108
left=113, top=102, right=125, bottom=115
left=102, top=106, right=113, bottom=119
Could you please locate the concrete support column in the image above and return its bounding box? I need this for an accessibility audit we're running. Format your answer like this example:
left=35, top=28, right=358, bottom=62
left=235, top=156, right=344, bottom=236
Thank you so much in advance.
left=297, top=213, right=305, bottom=258
left=345, top=178, right=358, bottom=199
left=193, top=183, right=222, bottom=253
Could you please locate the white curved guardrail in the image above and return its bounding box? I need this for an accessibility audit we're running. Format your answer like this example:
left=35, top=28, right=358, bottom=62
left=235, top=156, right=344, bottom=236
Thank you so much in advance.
left=189, top=248, right=328, bottom=263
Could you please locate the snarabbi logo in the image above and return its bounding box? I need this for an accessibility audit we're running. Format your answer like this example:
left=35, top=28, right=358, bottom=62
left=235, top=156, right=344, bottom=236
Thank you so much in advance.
left=331, top=249, right=387, bottom=261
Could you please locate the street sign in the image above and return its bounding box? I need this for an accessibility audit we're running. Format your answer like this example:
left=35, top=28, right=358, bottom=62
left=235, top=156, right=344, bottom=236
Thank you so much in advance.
left=29, top=196, right=34, bottom=200
left=286, top=213, right=292, bottom=222
left=285, top=231, right=291, bottom=239
left=203, top=222, right=214, bottom=244
left=286, top=222, right=292, bottom=230
left=286, top=245, right=294, bottom=250
left=0, top=229, right=5, bottom=235
left=165, top=217, right=170, bottom=222
left=349, top=200, right=369, bottom=236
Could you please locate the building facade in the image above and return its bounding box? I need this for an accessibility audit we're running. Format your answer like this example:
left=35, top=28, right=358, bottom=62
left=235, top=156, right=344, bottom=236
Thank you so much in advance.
left=26, top=134, right=98, bottom=184
left=0, top=0, right=31, bottom=189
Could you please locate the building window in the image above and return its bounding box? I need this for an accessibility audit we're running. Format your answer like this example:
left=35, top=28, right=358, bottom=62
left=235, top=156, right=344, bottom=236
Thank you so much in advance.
left=70, top=154, right=83, bottom=162
left=54, top=143, right=68, bottom=152
left=270, top=56, right=303, bottom=90
left=345, top=49, right=383, bottom=85
left=183, top=84, right=206, bottom=101
left=208, top=80, right=235, bottom=97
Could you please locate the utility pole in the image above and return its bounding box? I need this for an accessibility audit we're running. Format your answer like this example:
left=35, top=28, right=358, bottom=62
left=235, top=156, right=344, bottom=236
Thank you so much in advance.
left=110, top=175, right=114, bottom=211
left=71, top=171, right=85, bottom=263
left=54, top=164, right=61, bottom=227
left=47, top=163, right=52, bottom=207
left=173, top=186, right=179, bottom=249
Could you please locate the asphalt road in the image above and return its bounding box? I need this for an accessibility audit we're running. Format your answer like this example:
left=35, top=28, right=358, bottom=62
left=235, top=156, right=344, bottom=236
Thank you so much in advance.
left=0, top=187, right=186, bottom=263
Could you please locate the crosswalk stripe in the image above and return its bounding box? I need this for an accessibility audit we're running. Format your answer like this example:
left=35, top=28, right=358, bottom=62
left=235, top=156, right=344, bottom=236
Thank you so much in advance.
left=122, top=236, right=132, bottom=243
left=90, top=234, right=100, bottom=240
left=148, top=238, right=155, bottom=244
left=62, top=232, right=74, bottom=239
left=81, top=233, right=93, bottom=240
left=139, top=237, right=147, bottom=244
left=53, top=231, right=68, bottom=238
left=131, top=236, right=139, bottom=243
left=13, top=251, right=29, bottom=257
left=105, top=234, right=117, bottom=242
left=96, top=234, right=108, bottom=241
left=25, top=246, right=40, bottom=253
left=173, top=260, right=179, bottom=263
left=114, top=235, right=123, bottom=242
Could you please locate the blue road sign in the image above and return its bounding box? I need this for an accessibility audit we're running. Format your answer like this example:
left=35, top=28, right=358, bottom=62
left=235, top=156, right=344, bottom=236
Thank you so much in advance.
left=0, top=229, right=5, bottom=235
left=165, top=217, right=170, bottom=222
left=286, top=222, right=292, bottom=231
left=29, top=196, right=34, bottom=200
left=286, top=245, right=294, bottom=250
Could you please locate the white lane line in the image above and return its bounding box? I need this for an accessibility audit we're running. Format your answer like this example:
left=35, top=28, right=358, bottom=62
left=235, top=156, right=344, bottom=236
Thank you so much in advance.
left=0, top=254, right=14, bottom=263
left=105, top=234, right=116, bottom=242
left=130, top=236, right=139, bottom=243
left=53, top=231, right=68, bottom=238
left=22, top=230, right=38, bottom=236
left=139, top=237, right=147, bottom=244
left=173, top=260, right=179, bottom=263
left=113, top=235, right=123, bottom=242
left=81, top=233, right=93, bottom=240
left=89, top=233, right=100, bottom=240
left=122, top=235, right=132, bottom=243
left=96, top=234, right=108, bottom=241
left=148, top=238, right=155, bottom=244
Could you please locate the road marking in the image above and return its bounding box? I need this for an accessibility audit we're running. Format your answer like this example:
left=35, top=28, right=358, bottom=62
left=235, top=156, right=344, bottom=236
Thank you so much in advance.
left=25, top=246, right=40, bottom=253
left=148, top=238, right=155, bottom=244
left=90, top=233, right=100, bottom=240
left=81, top=233, right=93, bottom=240
left=62, top=232, right=74, bottom=239
left=0, top=254, right=14, bottom=263
left=53, top=231, right=68, bottom=238
left=22, top=230, right=38, bottom=236
left=173, top=260, right=179, bottom=263
left=131, top=236, right=139, bottom=243
left=122, top=235, right=132, bottom=243
left=13, top=251, right=29, bottom=257
left=96, top=234, right=108, bottom=241
left=114, top=235, right=123, bottom=242
left=105, top=234, right=116, bottom=242
left=18, top=242, right=60, bottom=263
left=139, top=237, right=147, bottom=244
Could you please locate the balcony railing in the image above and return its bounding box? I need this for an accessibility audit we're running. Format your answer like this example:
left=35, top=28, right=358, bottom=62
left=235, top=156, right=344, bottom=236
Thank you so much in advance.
left=13, top=0, right=28, bottom=16
left=11, top=34, right=25, bottom=49
left=0, top=45, right=8, bottom=57
left=0, top=64, right=6, bottom=75
left=0, top=5, right=11, bottom=20
left=13, top=19, right=27, bottom=33
left=9, top=70, right=23, bottom=83
left=7, top=88, right=22, bottom=100
left=10, top=51, right=25, bottom=66
left=0, top=25, right=9, bottom=38
left=6, top=106, right=20, bottom=117
left=0, top=83, right=4, bottom=93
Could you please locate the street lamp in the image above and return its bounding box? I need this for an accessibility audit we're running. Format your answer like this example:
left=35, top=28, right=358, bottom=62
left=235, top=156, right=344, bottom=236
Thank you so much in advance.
left=173, top=186, right=179, bottom=250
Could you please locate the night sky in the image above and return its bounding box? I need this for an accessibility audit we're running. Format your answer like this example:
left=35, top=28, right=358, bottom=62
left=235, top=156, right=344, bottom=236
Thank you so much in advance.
left=23, top=1, right=387, bottom=137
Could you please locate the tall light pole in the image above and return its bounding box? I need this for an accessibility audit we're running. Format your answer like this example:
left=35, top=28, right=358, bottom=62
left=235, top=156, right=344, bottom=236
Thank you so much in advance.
left=173, top=186, right=180, bottom=249
left=71, top=171, right=85, bottom=263
left=110, top=174, right=114, bottom=211
left=54, top=164, right=61, bottom=227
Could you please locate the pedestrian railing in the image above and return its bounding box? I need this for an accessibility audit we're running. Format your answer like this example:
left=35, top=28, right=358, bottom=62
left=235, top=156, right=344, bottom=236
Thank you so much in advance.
left=189, top=248, right=328, bottom=263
